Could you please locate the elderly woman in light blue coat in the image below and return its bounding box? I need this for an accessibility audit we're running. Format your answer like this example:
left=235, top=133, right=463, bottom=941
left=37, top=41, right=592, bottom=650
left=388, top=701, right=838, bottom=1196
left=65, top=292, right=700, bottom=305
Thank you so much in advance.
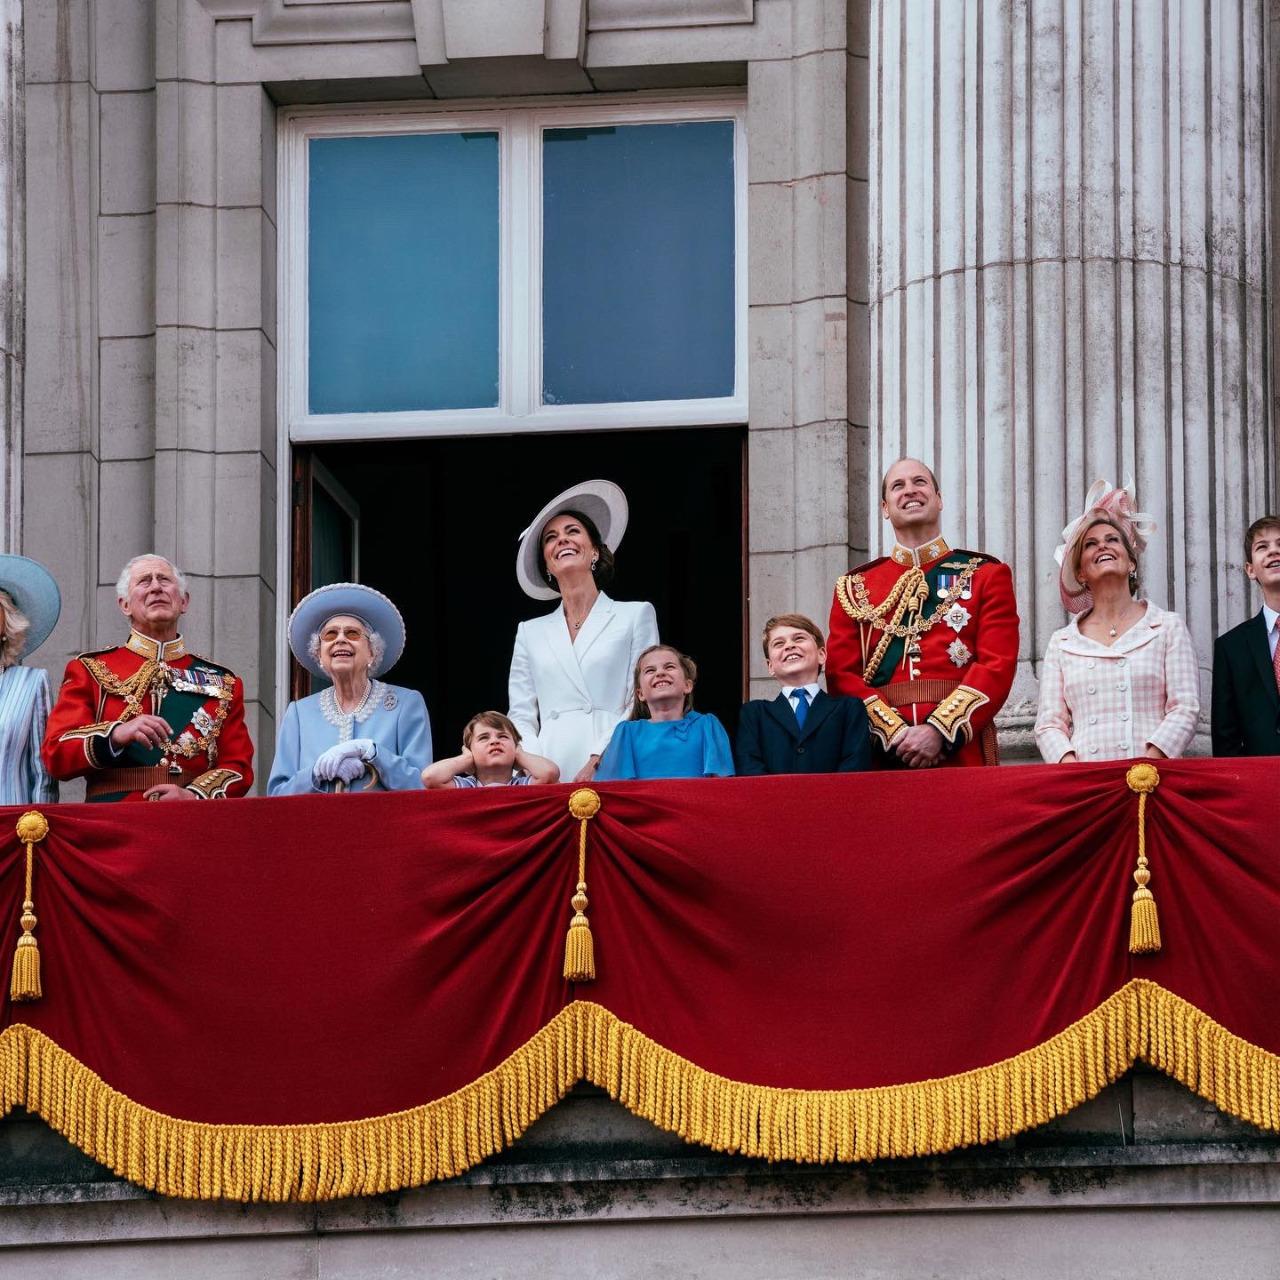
left=268, top=583, right=431, bottom=795
left=0, top=555, right=61, bottom=805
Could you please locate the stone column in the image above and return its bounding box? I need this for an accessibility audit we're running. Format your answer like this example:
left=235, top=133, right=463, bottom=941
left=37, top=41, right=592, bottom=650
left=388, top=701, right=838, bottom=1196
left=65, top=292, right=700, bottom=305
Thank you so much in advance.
left=869, top=0, right=1272, bottom=750
left=744, top=1, right=852, bottom=697
left=156, top=0, right=279, bottom=770
left=0, top=0, right=21, bottom=551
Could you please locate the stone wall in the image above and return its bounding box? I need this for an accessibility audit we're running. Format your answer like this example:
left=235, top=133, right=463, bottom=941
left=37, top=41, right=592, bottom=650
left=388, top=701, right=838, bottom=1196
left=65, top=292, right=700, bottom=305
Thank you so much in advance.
left=0, top=0, right=21, bottom=552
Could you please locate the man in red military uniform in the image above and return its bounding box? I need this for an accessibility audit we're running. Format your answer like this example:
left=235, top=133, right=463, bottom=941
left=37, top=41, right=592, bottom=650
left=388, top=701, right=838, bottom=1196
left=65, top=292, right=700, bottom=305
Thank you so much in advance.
left=828, top=458, right=1020, bottom=767
left=42, top=554, right=253, bottom=801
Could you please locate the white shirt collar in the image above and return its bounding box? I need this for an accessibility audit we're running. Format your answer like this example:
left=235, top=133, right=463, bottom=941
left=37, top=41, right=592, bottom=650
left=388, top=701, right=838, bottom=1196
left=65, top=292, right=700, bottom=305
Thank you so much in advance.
left=1263, top=602, right=1280, bottom=633
left=781, top=683, right=821, bottom=700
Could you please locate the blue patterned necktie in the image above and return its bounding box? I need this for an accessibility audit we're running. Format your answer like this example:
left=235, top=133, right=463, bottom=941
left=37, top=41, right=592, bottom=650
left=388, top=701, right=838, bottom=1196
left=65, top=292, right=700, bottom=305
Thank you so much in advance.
left=791, top=687, right=810, bottom=729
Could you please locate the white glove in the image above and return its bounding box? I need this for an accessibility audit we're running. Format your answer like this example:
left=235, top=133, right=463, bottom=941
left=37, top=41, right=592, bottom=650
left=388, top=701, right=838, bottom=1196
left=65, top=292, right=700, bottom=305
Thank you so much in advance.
left=348, top=738, right=377, bottom=762
left=312, top=742, right=357, bottom=785
left=334, top=755, right=367, bottom=785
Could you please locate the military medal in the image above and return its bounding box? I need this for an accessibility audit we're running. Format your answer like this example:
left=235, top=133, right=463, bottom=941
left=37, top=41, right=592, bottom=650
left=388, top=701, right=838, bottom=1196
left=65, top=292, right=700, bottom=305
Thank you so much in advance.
left=947, top=638, right=972, bottom=667
left=944, top=602, right=971, bottom=633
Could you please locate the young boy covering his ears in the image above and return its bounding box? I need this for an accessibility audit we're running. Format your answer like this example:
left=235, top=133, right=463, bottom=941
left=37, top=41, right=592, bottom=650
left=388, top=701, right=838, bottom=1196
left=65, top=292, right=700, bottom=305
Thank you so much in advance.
left=422, top=711, right=559, bottom=788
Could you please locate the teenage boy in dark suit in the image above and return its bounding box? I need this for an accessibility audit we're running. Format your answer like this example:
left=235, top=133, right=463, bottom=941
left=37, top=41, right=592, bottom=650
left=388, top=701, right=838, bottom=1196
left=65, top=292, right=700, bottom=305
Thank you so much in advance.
left=1212, top=515, right=1280, bottom=756
left=735, top=614, right=871, bottom=775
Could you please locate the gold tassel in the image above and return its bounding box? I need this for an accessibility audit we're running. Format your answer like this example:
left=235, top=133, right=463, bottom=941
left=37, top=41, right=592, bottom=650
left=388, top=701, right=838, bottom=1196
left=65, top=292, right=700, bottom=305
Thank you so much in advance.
left=563, top=788, right=601, bottom=982
left=1125, top=764, right=1161, bottom=954
left=10, top=811, right=50, bottom=1002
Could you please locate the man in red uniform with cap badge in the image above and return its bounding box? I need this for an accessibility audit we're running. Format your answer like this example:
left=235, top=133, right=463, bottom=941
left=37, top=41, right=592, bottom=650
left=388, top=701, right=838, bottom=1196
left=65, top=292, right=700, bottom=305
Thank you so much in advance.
left=42, top=554, right=253, bottom=800
left=827, top=458, right=1020, bottom=767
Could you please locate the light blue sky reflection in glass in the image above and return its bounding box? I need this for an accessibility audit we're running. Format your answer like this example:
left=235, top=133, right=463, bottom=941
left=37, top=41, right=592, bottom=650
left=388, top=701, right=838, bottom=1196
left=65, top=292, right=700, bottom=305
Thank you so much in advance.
left=542, top=121, right=735, bottom=405
left=309, top=133, right=499, bottom=415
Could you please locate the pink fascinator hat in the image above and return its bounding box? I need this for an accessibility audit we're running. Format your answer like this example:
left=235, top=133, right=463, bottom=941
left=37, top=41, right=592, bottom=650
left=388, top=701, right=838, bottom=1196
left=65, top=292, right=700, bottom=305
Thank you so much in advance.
left=1054, top=480, right=1157, bottom=615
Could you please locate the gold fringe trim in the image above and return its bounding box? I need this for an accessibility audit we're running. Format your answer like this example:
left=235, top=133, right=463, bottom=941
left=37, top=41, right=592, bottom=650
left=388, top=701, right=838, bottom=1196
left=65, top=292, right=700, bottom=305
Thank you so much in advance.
left=1, top=980, right=1276, bottom=1200
left=583, top=980, right=1280, bottom=1162
left=0, top=1010, right=589, bottom=1202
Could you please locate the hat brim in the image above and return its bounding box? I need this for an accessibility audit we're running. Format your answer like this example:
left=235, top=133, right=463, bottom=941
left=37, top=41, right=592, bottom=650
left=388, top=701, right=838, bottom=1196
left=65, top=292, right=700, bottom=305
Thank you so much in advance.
left=287, top=583, right=406, bottom=678
left=0, top=556, right=62, bottom=657
left=516, top=480, right=629, bottom=601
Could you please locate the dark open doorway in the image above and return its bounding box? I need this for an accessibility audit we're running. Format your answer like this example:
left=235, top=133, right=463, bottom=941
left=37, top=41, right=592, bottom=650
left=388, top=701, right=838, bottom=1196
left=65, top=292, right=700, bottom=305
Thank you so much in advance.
left=292, top=427, right=747, bottom=755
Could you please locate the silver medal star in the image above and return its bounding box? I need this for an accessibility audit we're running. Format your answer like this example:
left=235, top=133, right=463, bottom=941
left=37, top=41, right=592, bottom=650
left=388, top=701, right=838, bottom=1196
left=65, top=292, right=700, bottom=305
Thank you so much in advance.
left=944, top=603, right=972, bottom=633
left=947, top=638, right=972, bottom=667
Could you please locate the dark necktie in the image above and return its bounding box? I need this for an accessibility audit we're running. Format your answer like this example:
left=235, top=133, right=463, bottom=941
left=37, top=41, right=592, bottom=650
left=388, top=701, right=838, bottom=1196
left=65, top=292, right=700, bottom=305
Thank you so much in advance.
left=791, top=687, right=811, bottom=729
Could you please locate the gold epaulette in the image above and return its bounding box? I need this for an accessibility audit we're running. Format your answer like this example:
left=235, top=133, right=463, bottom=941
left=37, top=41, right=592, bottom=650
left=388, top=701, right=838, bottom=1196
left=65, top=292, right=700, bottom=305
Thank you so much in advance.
left=72, top=645, right=117, bottom=661
left=183, top=652, right=236, bottom=677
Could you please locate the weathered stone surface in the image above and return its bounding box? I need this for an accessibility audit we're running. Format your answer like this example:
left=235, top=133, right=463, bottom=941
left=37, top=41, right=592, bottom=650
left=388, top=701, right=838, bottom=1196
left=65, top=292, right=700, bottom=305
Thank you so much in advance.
left=97, top=457, right=155, bottom=583
left=90, top=0, right=155, bottom=93
left=96, top=214, right=155, bottom=338
left=23, top=82, right=94, bottom=455
left=155, top=325, right=216, bottom=452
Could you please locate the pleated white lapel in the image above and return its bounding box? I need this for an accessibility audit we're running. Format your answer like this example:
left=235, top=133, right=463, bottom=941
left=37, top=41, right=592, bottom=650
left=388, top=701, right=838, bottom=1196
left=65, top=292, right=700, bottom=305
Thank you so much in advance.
left=543, top=605, right=592, bottom=702
left=573, top=592, right=617, bottom=663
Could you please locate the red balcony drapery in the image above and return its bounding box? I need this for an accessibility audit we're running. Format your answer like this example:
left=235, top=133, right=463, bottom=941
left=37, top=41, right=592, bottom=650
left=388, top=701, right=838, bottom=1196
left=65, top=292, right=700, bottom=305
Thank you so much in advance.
left=0, top=759, right=1277, bottom=1200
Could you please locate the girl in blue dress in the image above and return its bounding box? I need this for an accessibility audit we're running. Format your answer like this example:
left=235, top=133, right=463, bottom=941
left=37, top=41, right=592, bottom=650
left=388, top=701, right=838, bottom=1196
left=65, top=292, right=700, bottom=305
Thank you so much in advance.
left=595, top=645, right=734, bottom=781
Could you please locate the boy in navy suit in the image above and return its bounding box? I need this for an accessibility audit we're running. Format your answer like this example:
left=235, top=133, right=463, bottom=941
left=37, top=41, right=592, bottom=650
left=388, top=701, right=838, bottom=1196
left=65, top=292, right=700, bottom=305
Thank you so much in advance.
left=1212, top=515, right=1280, bottom=756
left=735, top=614, right=872, bottom=775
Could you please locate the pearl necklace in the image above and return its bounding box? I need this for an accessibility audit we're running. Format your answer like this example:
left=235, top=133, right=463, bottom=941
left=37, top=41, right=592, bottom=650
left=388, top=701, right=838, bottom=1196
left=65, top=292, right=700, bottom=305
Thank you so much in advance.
left=334, top=681, right=374, bottom=717
left=320, top=679, right=381, bottom=740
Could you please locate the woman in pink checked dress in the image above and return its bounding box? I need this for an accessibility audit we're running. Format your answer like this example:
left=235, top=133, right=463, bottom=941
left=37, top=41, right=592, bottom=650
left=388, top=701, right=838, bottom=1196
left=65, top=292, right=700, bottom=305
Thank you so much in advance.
left=1035, top=482, right=1200, bottom=763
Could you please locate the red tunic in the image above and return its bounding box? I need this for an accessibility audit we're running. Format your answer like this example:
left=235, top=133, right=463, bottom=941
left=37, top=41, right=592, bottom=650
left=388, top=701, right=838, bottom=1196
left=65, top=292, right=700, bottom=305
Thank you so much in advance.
left=827, top=538, right=1020, bottom=766
left=42, top=632, right=254, bottom=800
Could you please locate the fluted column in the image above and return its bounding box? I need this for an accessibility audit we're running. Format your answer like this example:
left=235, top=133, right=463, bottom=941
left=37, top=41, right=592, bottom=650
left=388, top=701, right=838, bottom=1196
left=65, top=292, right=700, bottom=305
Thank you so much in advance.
left=0, top=0, right=22, bottom=551
left=869, top=0, right=1272, bottom=748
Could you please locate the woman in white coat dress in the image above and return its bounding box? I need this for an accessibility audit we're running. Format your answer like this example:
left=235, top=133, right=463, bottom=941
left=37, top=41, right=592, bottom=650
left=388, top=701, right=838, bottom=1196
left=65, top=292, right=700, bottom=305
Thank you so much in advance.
left=508, top=480, right=659, bottom=783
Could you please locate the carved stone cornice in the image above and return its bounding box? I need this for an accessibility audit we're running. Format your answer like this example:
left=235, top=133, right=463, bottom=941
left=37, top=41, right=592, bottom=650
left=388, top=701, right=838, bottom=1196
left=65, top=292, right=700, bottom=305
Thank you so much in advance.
left=194, top=0, right=754, bottom=78
left=411, top=0, right=586, bottom=66
left=197, top=0, right=415, bottom=46
left=588, top=0, right=753, bottom=31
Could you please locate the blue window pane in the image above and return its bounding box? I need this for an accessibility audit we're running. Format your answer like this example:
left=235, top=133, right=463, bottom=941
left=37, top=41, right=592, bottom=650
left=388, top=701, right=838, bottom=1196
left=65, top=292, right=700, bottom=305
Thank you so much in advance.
left=308, top=133, right=499, bottom=415
left=542, top=121, right=736, bottom=405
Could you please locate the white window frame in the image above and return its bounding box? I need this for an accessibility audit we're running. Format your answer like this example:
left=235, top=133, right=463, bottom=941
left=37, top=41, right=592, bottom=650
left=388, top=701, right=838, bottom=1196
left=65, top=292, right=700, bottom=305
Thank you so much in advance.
left=277, top=93, right=748, bottom=444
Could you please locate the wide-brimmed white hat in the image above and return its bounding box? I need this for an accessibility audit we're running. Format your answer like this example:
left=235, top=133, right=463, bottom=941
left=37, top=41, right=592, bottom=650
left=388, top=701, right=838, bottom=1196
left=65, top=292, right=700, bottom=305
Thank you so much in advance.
left=287, top=583, right=406, bottom=678
left=0, top=555, right=61, bottom=658
left=516, top=480, right=629, bottom=601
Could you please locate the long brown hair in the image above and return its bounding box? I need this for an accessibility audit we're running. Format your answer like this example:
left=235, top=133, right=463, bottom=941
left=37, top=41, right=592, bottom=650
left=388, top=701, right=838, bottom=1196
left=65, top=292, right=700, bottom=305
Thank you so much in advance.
left=628, top=644, right=698, bottom=720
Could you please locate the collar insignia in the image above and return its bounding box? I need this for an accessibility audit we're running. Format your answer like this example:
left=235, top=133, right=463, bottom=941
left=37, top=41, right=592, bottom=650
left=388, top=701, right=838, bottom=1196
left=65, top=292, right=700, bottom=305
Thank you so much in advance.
left=890, top=536, right=951, bottom=569
left=126, top=630, right=186, bottom=662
